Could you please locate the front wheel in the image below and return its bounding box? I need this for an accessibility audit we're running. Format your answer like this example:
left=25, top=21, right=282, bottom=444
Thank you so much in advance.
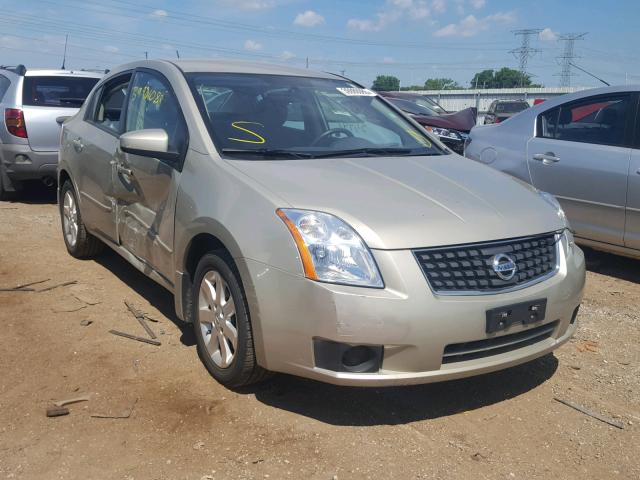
left=192, top=252, right=270, bottom=388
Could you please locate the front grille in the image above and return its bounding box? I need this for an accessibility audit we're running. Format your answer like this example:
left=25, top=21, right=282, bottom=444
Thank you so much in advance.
left=413, top=233, right=559, bottom=294
left=442, top=321, right=558, bottom=364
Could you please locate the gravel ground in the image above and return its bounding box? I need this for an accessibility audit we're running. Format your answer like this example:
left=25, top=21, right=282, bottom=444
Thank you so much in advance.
left=0, top=187, right=638, bottom=480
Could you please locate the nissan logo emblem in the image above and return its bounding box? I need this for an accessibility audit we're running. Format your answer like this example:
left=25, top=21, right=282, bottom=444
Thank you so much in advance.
left=492, top=253, right=518, bottom=281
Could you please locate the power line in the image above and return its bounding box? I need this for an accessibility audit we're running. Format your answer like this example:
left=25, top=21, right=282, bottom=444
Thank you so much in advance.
left=556, top=33, right=587, bottom=87
left=510, top=29, right=542, bottom=86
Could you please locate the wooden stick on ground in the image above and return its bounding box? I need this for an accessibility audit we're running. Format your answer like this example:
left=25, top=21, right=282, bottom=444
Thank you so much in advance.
left=109, top=329, right=161, bottom=346
left=39, top=280, right=78, bottom=292
left=554, top=397, right=625, bottom=429
left=125, top=300, right=157, bottom=339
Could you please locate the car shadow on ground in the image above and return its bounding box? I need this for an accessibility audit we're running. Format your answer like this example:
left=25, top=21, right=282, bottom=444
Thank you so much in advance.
left=248, top=354, right=558, bottom=426
left=3, top=181, right=57, bottom=204
left=94, top=250, right=197, bottom=347
left=582, top=246, right=640, bottom=284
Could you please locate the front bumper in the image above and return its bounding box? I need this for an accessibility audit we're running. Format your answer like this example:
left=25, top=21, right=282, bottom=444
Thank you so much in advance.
left=241, top=242, right=585, bottom=386
left=0, top=143, right=58, bottom=181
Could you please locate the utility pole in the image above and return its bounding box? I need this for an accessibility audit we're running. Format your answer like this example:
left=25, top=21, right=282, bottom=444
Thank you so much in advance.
left=556, top=33, right=587, bottom=87
left=61, top=34, right=68, bottom=70
left=510, top=29, right=542, bottom=87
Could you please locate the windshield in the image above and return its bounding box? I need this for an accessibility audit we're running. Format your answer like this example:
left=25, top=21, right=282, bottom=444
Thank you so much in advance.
left=388, top=98, right=439, bottom=117
left=187, top=73, right=444, bottom=159
left=495, top=102, right=529, bottom=113
left=22, top=76, right=99, bottom=108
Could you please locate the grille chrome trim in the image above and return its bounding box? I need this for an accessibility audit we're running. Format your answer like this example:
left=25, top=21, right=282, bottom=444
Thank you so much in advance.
left=413, top=232, right=561, bottom=296
left=442, top=321, right=558, bottom=364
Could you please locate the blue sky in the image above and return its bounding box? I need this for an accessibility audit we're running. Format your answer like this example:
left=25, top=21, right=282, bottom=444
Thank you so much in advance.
left=0, top=0, right=638, bottom=88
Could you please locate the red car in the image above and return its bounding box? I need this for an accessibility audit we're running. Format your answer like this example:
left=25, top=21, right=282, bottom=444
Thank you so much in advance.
left=379, top=92, right=477, bottom=154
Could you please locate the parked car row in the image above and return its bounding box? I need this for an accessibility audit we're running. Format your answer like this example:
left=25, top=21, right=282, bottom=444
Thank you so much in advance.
left=0, top=65, right=102, bottom=199
left=465, top=85, right=640, bottom=260
left=50, top=59, right=584, bottom=389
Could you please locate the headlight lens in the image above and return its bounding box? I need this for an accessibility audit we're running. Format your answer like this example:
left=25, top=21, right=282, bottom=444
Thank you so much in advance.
left=424, top=126, right=463, bottom=141
left=538, top=191, right=574, bottom=257
left=538, top=191, right=567, bottom=224
left=277, top=209, right=383, bottom=288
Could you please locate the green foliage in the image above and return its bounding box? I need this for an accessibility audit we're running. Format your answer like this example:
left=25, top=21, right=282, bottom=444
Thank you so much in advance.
left=423, top=78, right=462, bottom=90
left=371, top=75, right=400, bottom=91
left=471, top=68, right=540, bottom=88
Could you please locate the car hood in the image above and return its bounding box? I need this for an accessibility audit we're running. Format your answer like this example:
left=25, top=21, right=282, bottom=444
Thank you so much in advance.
left=412, top=107, right=477, bottom=132
left=230, top=154, right=563, bottom=250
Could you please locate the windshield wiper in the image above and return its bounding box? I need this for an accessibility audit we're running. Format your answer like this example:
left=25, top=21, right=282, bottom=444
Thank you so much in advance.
left=221, top=148, right=315, bottom=160
left=310, top=147, right=429, bottom=158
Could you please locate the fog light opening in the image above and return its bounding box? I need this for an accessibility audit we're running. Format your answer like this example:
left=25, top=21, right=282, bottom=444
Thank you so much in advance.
left=570, top=306, right=580, bottom=325
left=342, top=346, right=378, bottom=373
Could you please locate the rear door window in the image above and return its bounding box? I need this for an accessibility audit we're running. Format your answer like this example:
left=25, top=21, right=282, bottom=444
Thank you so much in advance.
left=22, top=76, right=98, bottom=108
left=92, top=74, right=131, bottom=134
left=0, top=75, right=10, bottom=102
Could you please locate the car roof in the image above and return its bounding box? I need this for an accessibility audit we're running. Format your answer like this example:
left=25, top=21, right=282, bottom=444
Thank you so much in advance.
left=109, top=59, right=339, bottom=80
left=23, top=69, right=104, bottom=78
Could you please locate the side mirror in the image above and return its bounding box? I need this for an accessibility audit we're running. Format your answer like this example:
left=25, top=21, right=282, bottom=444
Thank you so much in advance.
left=56, top=115, right=71, bottom=125
left=120, top=129, right=177, bottom=160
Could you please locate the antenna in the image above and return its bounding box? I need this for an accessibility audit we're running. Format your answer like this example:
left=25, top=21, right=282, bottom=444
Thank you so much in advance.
left=144, top=51, right=148, bottom=60
left=176, top=50, right=180, bottom=59
left=510, top=29, right=542, bottom=87
left=568, top=61, right=610, bottom=86
left=61, top=34, right=68, bottom=70
left=556, top=33, right=588, bottom=87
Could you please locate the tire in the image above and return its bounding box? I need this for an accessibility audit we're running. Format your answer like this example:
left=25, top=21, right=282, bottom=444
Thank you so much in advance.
left=59, top=180, right=104, bottom=258
left=192, top=252, right=270, bottom=388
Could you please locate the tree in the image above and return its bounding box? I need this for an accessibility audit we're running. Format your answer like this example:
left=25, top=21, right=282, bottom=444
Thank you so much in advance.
left=423, top=78, right=462, bottom=90
left=470, top=68, right=541, bottom=88
left=371, top=75, right=400, bottom=91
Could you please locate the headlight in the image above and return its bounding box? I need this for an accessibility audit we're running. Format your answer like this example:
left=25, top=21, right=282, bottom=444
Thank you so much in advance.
left=538, top=191, right=567, bottom=224
left=424, top=126, right=463, bottom=141
left=277, top=209, right=383, bottom=288
left=539, top=191, right=574, bottom=257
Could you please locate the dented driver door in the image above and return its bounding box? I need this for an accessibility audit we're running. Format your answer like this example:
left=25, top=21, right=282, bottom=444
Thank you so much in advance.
left=112, top=69, right=188, bottom=283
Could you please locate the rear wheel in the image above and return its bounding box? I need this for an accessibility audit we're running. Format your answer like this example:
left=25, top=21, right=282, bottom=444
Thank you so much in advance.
left=59, top=180, right=104, bottom=258
left=192, top=252, right=270, bottom=388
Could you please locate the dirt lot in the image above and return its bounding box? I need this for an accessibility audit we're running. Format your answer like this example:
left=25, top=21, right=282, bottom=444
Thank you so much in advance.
left=0, top=187, right=638, bottom=480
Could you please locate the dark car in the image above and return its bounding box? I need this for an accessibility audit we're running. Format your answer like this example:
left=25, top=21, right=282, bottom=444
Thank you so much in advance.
left=379, top=92, right=477, bottom=154
left=483, top=100, right=530, bottom=125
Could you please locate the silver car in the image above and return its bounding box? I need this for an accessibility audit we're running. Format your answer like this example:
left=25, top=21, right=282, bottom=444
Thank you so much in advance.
left=466, top=86, right=640, bottom=259
left=58, top=60, right=585, bottom=388
left=0, top=65, right=102, bottom=198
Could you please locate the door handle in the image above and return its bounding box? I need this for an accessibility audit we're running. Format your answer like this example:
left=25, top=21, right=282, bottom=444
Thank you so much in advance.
left=72, top=138, right=84, bottom=153
left=116, top=164, right=134, bottom=176
left=532, top=152, right=560, bottom=165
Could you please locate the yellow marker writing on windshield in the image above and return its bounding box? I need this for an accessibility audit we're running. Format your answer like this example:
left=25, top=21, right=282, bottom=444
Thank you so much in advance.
left=228, top=121, right=266, bottom=144
left=406, top=128, right=432, bottom=148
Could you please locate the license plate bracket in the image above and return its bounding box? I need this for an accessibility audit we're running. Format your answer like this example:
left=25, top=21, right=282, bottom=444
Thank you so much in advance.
left=486, top=298, right=547, bottom=334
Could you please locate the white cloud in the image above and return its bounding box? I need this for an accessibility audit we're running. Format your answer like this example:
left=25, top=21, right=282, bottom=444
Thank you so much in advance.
left=432, top=0, right=446, bottom=13
left=218, top=0, right=280, bottom=11
left=433, top=11, right=515, bottom=37
left=348, top=0, right=434, bottom=32
left=469, top=0, right=486, bottom=9
left=244, top=39, right=263, bottom=51
left=150, top=9, right=168, bottom=19
left=539, top=27, right=558, bottom=42
left=382, top=56, right=395, bottom=64
left=103, top=45, right=119, bottom=53
left=293, top=10, right=325, bottom=28
left=280, top=50, right=295, bottom=60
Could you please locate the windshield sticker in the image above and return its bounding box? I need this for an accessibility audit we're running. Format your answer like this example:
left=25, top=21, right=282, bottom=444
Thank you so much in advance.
left=336, top=87, right=377, bottom=97
left=228, top=121, right=266, bottom=144
left=405, top=128, right=432, bottom=148
left=131, top=85, right=165, bottom=106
